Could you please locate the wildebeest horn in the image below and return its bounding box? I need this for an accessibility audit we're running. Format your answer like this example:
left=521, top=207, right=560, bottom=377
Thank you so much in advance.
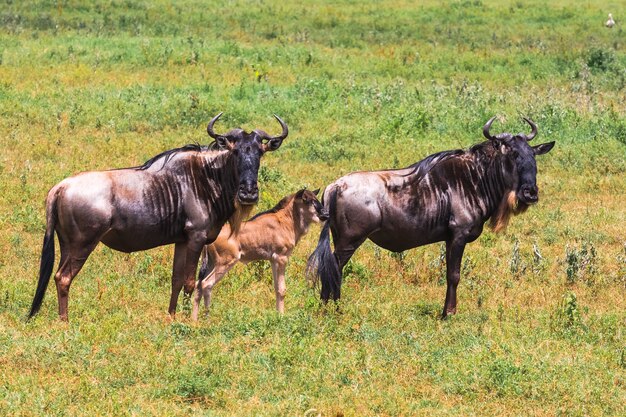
left=207, top=112, right=225, bottom=139
left=254, top=114, right=289, bottom=141
left=271, top=114, right=288, bottom=141
left=482, top=116, right=497, bottom=140
left=521, top=117, right=537, bottom=141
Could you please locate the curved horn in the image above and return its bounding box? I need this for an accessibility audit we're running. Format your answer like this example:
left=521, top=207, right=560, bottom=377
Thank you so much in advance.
left=207, top=112, right=224, bottom=139
left=270, top=114, right=288, bottom=141
left=522, top=117, right=537, bottom=141
left=482, top=116, right=497, bottom=140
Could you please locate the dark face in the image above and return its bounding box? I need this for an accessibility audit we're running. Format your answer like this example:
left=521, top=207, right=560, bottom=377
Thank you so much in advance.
left=231, top=132, right=265, bottom=205
left=502, top=137, right=555, bottom=205
left=298, top=188, right=329, bottom=221
left=208, top=113, right=288, bottom=205
left=217, top=131, right=285, bottom=205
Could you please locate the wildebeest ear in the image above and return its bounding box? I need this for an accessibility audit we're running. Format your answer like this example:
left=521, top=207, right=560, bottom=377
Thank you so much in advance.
left=215, top=136, right=234, bottom=150
left=295, top=189, right=306, bottom=199
left=494, top=140, right=509, bottom=154
left=312, top=188, right=320, bottom=196
left=263, top=137, right=283, bottom=152
left=532, top=141, right=555, bottom=155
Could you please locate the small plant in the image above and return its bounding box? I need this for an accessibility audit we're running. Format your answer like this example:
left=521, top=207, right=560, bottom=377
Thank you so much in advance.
left=389, top=250, right=406, bottom=263
left=428, top=243, right=446, bottom=285
left=170, top=322, right=192, bottom=340
left=616, top=243, right=626, bottom=289
left=343, top=259, right=371, bottom=282
left=586, top=47, right=616, bottom=73
left=509, top=239, right=527, bottom=278
left=486, top=358, right=524, bottom=397
left=564, top=241, right=597, bottom=285
left=552, top=291, right=586, bottom=336
left=531, top=242, right=547, bottom=275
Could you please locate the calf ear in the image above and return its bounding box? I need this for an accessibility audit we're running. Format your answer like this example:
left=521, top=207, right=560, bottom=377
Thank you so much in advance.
left=532, top=141, right=555, bottom=155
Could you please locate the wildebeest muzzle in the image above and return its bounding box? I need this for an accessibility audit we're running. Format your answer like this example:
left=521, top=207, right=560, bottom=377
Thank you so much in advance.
left=518, top=184, right=539, bottom=204
left=238, top=181, right=259, bottom=205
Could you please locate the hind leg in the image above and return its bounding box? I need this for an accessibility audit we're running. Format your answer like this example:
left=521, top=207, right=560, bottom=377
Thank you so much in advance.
left=328, top=236, right=368, bottom=301
left=271, top=256, right=288, bottom=314
left=191, top=258, right=236, bottom=321
left=54, top=242, right=98, bottom=321
left=195, top=261, right=236, bottom=321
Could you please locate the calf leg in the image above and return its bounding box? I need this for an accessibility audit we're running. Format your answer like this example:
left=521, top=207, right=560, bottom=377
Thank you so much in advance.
left=191, top=260, right=236, bottom=321
left=271, top=256, right=288, bottom=314
left=442, top=238, right=466, bottom=318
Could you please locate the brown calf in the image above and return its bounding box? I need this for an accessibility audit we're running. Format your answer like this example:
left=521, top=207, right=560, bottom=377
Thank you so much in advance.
left=192, top=189, right=328, bottom=320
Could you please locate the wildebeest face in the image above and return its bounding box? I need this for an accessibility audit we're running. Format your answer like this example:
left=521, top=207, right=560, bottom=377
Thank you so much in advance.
left=504, top=137, right=554, bottom=205
left=208, top=113, right=288, bottom=205
left=297, top=188, right=329, bottom=222
left=483, top=116, right=555, bottom=205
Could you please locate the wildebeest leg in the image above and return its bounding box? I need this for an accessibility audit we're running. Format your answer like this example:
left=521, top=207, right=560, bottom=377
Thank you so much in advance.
left=442, top=238, right=466, bottom=318
left=329, top=236, right=368, bottom=301
left=169, top=242, right=187, bottom=318
left=191, top=260, right=237, bottom=321
left=181, top=242, right=204, bottom=314
left=169, top=240, right=205, bottom=318
left=271, top=255, right=288, bottom=314
left=54, top=241, right=98, bottom=321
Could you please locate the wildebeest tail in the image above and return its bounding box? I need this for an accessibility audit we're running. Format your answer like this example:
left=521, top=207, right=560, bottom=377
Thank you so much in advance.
left=306, top=188, right=341, bottom=301
left=196, top=247, right=215, bottom=289
left=28, top=190, right=58, bottom=320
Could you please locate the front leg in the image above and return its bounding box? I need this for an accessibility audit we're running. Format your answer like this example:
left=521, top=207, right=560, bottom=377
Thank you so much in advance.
left=271, top=255, right=288, bottom=314
left=169, top=242, right=187, bottom=318
left=442, top=238, right=466, bottom=318
left=169, top=234, right=205, bottom=319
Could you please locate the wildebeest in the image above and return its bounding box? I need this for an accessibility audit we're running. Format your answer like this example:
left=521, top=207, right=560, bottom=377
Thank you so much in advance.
left=307, top=116, right=554, bottom=317
left=28, top=113, right=288, bottom=321
left=192, top=188, right=328, bottom=320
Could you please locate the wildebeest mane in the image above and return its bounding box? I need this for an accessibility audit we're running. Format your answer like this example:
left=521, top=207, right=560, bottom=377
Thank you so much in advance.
left=248, top=193, right=296, bottom=221
left=136, top=143, right=207, bottom=171
left=402, top=149, right=465, bottom=180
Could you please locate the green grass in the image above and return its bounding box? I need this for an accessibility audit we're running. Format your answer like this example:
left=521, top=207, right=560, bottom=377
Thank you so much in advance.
left=1, top=0, right=625, bottom=415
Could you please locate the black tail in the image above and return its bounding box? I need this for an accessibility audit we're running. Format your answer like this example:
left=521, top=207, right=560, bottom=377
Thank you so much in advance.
left=196, top=248, right=215, bottom=290
left=28, top=195, right=57, bottom=320
left=306, top=188, right=341, bottom=301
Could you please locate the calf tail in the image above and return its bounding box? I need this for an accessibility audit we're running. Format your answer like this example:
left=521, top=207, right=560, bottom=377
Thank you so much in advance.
left=28, top=191, right=58, bottom=320
left=306, top=188, right=341, bottom=301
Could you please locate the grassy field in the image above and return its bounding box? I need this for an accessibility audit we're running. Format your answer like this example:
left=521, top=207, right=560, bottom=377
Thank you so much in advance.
left=1, top=0, right=625, bottom=415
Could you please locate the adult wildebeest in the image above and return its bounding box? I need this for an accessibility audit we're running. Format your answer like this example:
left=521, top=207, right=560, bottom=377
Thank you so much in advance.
left=28, top=113, right=288, bottom=321
left=307, top=116, right=554, bottom=318
left=191, top=189, right=328, bottom=320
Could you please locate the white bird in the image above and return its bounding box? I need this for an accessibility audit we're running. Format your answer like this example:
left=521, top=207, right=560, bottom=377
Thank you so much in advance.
left=606, top=13, right=615, bottom=28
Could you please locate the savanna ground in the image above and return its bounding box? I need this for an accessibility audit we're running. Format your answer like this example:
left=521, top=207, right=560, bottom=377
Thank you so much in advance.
left=0, top=0, right=625, bottom=415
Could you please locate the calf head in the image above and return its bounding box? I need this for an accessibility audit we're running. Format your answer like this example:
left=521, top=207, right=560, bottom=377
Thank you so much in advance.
left=295, top=188, right=329, bottom=224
